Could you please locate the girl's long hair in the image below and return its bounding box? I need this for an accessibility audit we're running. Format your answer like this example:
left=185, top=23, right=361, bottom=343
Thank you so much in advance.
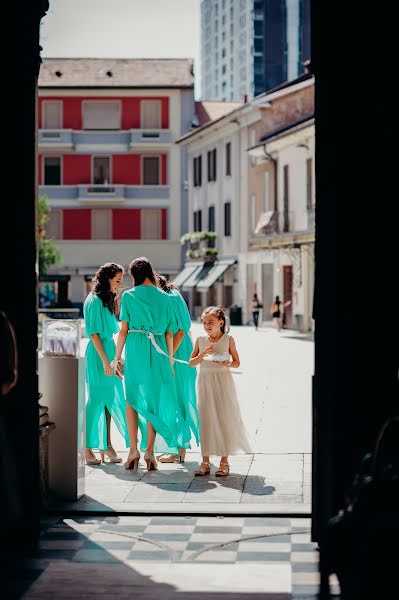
left=129, top=256, right=157, bottom=286
left=157, top=273, right=175, bottom=293
left=92, top=262, right=124, bottom=315
left=202, top=305, right=228, bottom=334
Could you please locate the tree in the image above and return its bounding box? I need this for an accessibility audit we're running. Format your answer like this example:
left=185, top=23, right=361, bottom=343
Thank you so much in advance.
left=38, top=195, right=61, bottom=274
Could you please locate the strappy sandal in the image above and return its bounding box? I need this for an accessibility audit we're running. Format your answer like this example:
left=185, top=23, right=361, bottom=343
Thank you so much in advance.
left=215, top=461, right=230, bottom=477
left=194, top=461, right=211, bottom=476
left=86, top=449, right=101, bottom=466
left=124, top=449, right=140, bottom=470
left=100, top=446, right=123, bottom=464
left=158, top=449, right=186, bottom=464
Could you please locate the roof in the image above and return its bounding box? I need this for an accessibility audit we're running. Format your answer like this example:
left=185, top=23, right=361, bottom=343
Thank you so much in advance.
left=194, top=101, right=243, bottom=126
left=259, top=114, right=314, bottom=143
left=39, top=58, right=194, bottom=88
left=254, top=71, right=313, bottom=101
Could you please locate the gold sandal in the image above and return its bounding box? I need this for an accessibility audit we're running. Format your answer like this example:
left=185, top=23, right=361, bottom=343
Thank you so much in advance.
left=194, top=461, right=211, bottom=476
left=158, top=449, right=186, bottom=463
left=215, top=461, right=230, bottom=477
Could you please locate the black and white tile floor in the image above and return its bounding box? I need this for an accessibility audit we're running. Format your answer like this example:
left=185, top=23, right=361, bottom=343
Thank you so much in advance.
left=5, top=516, right=341, bottom=599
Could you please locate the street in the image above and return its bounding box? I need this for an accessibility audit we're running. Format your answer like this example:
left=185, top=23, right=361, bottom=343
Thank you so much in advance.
left=78, top=322, right=313, bottom=513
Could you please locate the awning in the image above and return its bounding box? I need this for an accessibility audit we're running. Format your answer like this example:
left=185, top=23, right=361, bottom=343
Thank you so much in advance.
left=196, top=259, right=236, bottom=292
left=254, top=211, right=277, bottom=235
left=181, top=262, right=214, bottom=289
left=172, top=264, right=203, bottom=288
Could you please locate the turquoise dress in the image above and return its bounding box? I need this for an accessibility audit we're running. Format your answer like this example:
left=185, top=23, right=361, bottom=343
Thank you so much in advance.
left=119, top=285, right=191, bottom=452
left=167, top=289, right=199, bottom=449
left=83, top=293, right=129, bottom=450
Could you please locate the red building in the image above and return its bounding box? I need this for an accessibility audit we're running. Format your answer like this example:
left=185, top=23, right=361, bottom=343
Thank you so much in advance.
left=38, top=58, right=194, bottom=307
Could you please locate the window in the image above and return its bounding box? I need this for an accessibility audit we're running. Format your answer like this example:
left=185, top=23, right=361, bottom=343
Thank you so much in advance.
left=83, top=101, right=121, bottom=130
left=46, top=209, right=62, bottom=239
left=208, top=205, right=215, bottom=231
left=193, top=209, right=202, bottom=232
left=283, top=165, right=290, bottom=232
left=93, top=156, right=110, bottom=184
left=207, top=149, right=217, bottom=182
left=224, top=201, right=231, bottom=236
left=43, top=101, right=62, bottom=129
left=141, top=208, right=162, bottom=239
left=306, top=158, right=313, bottom=209
left=141, top=100, right=161, bottom=129
left=225, top=142, right=231, bottom=176
left=193, top=155, right=202, bottom=187
left=44, top=157, right=61, bottom=185
left=142, top=156, right=160, bottom=185
left=92, top=209, right=112, bottom=239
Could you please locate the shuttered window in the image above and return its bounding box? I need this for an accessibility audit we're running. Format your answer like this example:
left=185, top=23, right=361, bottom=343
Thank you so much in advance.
left=46, top=209, right=62, bottom=239
left=141, top=208, right=162, bottom=239
left=306, top=158, right=313, bottom=209
left=43, top=101, right=62, bottom=129
left=141, top=100, right=161, bottom=129
left=83, top=101, right=121, bottom=130
left=92, top=209, right=112, bottom=239
left=224, top=201, right=231, bottom=236
left=142, top=156, right=160, bottom=185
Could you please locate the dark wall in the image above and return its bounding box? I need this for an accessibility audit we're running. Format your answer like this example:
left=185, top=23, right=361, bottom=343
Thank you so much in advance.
left=263, top=0, right=288, bottom=93
left=311, top=0, right=399, bottom=540
left=0, top=1, right=49, bottom=557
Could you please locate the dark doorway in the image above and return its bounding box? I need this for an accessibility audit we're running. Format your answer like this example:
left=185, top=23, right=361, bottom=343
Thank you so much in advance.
left=283, top=265, right=293, bottom=328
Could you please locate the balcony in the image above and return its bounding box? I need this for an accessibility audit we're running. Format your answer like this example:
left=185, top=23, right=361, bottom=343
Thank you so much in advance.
left=38, top=129, right=172, bottom=152
left=129, top=129, right=171, bottom=148
left=39, top=129, right=73, bottom=150
left=39, top=184, right=170, bottom=203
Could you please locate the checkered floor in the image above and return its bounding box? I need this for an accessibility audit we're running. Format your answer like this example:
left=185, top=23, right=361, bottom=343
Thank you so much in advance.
left=6, top=516, right=341, bottom=598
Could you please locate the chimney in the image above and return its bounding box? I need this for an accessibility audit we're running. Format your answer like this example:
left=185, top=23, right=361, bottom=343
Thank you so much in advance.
left=304, top=59, right=312, bottom=74
left=243, top=94, right=248, bottom=103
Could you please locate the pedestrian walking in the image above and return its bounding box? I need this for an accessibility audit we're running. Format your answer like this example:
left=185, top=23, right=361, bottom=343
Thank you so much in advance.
left=250, top=293, right=263, bottom=330
left=156, top=275, right=200, bottom=464
left=113, top=257, right=189, bottom=472
left=270, top=295, right=291, bottom=332
left=189, top=305, right=251, bottom=477
left=83, top=263, right=129, bottom=466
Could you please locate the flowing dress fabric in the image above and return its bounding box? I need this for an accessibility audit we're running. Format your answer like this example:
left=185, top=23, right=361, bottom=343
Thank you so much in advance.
left=120, top=286, right=190, bottom=452
left=162, top=289, right=199, bottom=452
left=83, top=293, right=129, bottom=450
left=197, top=334, right=251, bottom=456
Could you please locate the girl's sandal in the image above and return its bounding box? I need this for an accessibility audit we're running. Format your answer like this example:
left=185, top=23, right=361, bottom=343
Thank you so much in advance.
left=194, top=461, right=211, bottom=476
left=215, top=461, right=230, bottom=477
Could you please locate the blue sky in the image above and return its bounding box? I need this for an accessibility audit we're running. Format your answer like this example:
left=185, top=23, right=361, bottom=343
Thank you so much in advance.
left=40, top=0, right=201, bottom=97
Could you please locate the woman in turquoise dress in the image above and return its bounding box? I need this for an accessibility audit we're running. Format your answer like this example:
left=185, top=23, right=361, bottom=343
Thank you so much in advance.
left=113, top=257, right=190, bottom=471
left=83, top=263, right=129, bottom=465
left=156, top=275, right=199, bottom=463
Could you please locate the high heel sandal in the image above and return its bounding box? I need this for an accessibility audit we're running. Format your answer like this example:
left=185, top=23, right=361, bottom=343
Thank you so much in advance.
left=100, top=446, right=123, bottom=464
left=86, top=449, right=101, bottom=466
left=144, top=451, right=158, bottom=471
left=124, top=449, right=140, bottom=470
left=194, top=461, right=211, bottom=476
left=158, top=448, right=186, bottom=464
left=215, top=461, right=230, bottom=477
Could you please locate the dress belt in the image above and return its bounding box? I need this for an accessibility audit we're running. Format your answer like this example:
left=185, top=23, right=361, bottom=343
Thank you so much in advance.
left=127, top=329, right=190, bottom=365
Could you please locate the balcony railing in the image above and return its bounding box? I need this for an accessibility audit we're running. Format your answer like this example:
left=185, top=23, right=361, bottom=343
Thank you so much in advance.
left=39, top=129, right=73, bottom=148
left=130, top=129, right=171, bottom=146
left=39, top=184, right=170, bottom=202
left=38, top=129, right=171, bottom=150
left=77, top=185, right=126, bottom=204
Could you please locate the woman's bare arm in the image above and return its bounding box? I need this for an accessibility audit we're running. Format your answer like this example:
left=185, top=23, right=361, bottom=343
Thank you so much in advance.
left=173, top=330, right=184, bottom=354
left=90, top=333, right=112, bottom=376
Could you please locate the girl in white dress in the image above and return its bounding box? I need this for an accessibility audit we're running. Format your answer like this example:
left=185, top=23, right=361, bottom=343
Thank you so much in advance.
left=189, top=306, right=251, bottom=477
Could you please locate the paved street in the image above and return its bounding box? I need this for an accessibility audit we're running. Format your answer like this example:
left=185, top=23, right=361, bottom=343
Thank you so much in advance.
left=76, top=323, right=313, bottom=513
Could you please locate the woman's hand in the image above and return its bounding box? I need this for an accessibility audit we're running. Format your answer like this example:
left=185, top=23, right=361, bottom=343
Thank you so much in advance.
left=102, top=358, right=113, bottom=376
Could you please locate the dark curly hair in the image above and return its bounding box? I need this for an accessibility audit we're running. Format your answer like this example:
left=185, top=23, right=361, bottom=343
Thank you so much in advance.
left=129, top=256, right=157, bottom=286
left=201, top=305, right=228, bottom=334
left=92, top=262, right=124, bottom=314
left=157, top=273, right=175, bottom=293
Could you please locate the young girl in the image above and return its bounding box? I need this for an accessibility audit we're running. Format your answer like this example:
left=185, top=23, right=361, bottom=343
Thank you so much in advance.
left=189, top=306, right=251, bottom=477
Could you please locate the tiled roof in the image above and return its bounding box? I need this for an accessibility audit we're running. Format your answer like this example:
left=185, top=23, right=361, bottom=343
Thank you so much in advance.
left=260, top=114, right=314, bottom=143
left=194, top=101, right=243, bottom=126
left=39, top=58, right=194, bottom=88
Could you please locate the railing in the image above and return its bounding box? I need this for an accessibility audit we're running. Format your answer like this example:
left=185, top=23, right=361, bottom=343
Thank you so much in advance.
left=87, top=186, right=116, bottom=195
left=77, top=185, right=125, bottom=202
left=130, top=129, right=171, bottom=145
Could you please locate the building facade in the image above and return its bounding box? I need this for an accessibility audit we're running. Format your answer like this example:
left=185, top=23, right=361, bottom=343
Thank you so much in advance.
left=176, top=74, right=314, bottom=331
left=38, top=58, right=195, bottom=309
left=200, top=0, right=310, bottom=102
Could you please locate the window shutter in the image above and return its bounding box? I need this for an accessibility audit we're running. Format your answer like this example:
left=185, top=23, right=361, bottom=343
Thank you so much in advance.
left=224, top=201, right=231, bottom=236
left=141, top=100, right=161, bottom=129
left=43, top=101, right=62, bottom=129
left=92, top=209, right=112, bottom=239
left=143, top=157, right=160, bottom=185
left=141, top=208, right=161, bottom=239
left=83, top=102, right=121, bottom=130
left=46, top=209, right=62, bottom=239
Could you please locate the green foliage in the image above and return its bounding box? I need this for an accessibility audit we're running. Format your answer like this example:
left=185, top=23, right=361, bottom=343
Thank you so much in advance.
left=180, top=230, right=218, bottom=245
left=38, top=195, right=61, bottom=274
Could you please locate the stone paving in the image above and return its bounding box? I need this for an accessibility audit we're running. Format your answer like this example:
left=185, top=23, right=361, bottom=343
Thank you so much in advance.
left=5, top=515, right=340, bottom=598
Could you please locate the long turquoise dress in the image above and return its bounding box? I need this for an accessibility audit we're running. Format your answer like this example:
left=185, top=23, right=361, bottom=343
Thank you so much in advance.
left=119, top=285, right=191, bottom=453
left=167, top=288, right=199, bottom=449
left=83, top=292, right=129, bottom=450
